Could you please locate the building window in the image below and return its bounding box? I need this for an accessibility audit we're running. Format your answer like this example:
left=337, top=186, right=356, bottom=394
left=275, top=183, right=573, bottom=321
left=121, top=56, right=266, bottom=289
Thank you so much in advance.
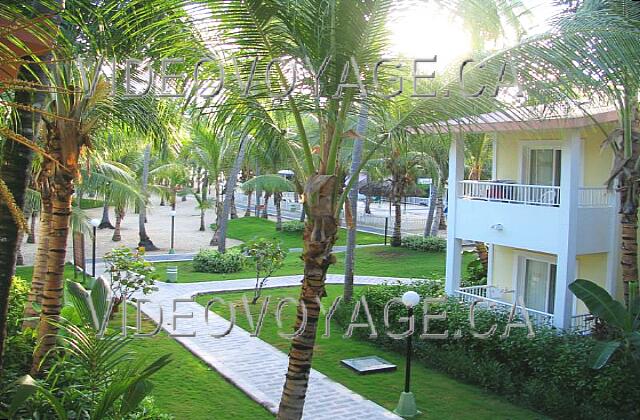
left=518, top=257, right=557, bottom=314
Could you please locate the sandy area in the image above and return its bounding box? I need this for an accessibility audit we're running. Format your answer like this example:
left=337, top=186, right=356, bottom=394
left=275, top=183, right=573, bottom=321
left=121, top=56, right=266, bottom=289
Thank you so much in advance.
left=18, top=196, right=242, bottom=266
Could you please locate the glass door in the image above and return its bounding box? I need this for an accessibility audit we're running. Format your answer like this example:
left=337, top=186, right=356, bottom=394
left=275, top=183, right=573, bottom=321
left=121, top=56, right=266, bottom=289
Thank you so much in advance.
left=521, top=259, right=557, bottom=313
left=527, top=148, right=561, bottom=204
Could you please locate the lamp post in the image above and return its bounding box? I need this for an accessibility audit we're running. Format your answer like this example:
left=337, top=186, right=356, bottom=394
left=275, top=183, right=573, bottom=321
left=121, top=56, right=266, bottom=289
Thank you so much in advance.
left=394, top=290, right=421, bottom=418
left=89, top=218, right=101, bottom=277
left=169, top=210, right=176, bottom=254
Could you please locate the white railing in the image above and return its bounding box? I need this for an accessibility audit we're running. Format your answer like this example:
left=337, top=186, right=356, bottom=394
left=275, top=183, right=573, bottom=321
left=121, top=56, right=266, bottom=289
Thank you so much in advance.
left=570, top=313, right=596, bottom=334
left=455, top=286, right=555, bottom=328
left=578, top=187, right=612, bottom=208
left=459, top=181, right=560, bottom=207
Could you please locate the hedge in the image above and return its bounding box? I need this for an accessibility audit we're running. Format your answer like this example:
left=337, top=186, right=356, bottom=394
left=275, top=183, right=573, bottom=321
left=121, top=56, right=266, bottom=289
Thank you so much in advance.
left=334, top=282, right=640, bottom=419
left=192, top=249, right=246, bottom=273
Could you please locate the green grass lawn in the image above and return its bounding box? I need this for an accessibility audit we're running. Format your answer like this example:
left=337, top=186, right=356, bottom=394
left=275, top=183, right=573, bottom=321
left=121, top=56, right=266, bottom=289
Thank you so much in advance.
left=156, top=246, right=475, bottom=283
left=195, top=285, right=544, bottom=420
left=122, top=313, right=273, bottom=419
left=226, top=217, right=383, bottom=249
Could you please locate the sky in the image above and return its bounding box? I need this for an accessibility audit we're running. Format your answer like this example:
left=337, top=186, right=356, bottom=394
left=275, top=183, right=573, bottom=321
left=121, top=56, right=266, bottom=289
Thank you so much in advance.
left=387, top=0, right=560, bottom=68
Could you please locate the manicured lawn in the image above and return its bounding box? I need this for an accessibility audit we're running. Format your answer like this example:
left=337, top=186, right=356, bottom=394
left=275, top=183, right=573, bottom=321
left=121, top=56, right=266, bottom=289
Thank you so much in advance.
left=195, top=285, right=544, bottom=420
left=155, top=246, right=475, bottom=283
left=226, top=217, right=383, bottom=249
left=122, top=312, right=273, bottom=419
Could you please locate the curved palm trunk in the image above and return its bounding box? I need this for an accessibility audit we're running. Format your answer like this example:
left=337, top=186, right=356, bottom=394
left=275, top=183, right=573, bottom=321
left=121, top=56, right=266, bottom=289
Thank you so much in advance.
left=98, top=198, right=114, bottom=229
left=23, top=196, right=51, bottom=328
left=138, top=145, right=157, bottom=251
left=31, top=122, right=76, bottom=375
left=261, top=192, right=271, bottom=219
left=27, top=211, right=37, bottom=243
left=274, top=192, right=283, bottom=230
left=344, top=104, right=368, bottom=302
left=0, top=64, right=46, bottom=371
left=430, top=192, right=443, bottom=236
left=424, top=188, right=437, bottom=237
left=218, top=136, right=248, bottom=253
left=278, top=175, right=337, bottom=419
left=112, top=208, right=124, bottom=241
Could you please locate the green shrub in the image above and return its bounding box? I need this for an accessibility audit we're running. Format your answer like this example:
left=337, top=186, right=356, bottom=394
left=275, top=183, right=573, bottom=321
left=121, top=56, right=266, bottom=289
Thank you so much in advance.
left=193, top=248, right=246, bottom=273
left=463, top=258, right=487, bottom=287
left=401, top=235, right=446, bottom=252
left=334, top=283, right=640, bottom=419
left=8, top=276, right=29, bottom=336
left=281, top=220, right=304, bottom=232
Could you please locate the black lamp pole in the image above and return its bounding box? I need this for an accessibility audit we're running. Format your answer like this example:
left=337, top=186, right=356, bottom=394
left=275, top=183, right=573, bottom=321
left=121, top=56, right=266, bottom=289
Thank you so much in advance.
left=404, top=305, right=413, bottom=393
left=92, top=225, right=97, bottom=277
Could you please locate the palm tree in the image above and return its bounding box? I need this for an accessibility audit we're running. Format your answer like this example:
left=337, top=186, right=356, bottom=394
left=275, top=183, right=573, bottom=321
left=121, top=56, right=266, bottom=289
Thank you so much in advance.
left=241, top=174, right=296, bottom=230
left=217, top=134, right=249, bottom=253
left=344, top=104, right=369, bottom=302
left=204, top=2, right=524, bottom=415
left=0, top=1, right=57, bottom=374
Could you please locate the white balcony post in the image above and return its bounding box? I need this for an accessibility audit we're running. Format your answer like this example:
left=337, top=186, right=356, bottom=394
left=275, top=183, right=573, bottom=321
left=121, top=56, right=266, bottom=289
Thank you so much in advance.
left=445, top=132, right=464, bottom=295
left=554, top=130, right=581, bottom=329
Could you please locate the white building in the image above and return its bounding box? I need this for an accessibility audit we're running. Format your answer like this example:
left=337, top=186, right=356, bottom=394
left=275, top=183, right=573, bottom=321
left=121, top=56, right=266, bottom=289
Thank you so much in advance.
left=443, top=106, right=620, bottom=330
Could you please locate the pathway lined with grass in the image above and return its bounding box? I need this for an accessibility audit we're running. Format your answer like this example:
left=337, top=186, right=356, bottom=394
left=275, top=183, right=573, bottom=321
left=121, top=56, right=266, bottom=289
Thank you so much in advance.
left=135, top=275, right=414, bottom=419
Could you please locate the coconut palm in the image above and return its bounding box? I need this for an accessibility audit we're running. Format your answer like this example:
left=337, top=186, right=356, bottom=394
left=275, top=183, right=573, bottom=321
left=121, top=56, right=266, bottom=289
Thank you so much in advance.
left=241, top=174, right=296, bottom=230
left=203, top=1, right=530, bottom=415
left=344, top=104, right=369, bottom=302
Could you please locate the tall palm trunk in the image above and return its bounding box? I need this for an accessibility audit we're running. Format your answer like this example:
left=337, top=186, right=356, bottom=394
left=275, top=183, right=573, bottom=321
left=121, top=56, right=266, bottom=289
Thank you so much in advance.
left=0, top=64, right=46, bottom=371
left=254, top=164, right=261, bottom=216
left=424, top=186, right=437, bottom=237
left=98, top=197, right=114, bottom=229
left=31, top=122, right=76, bottom=375
left=23, top=195, right=51, bottom=328
left=210, top=182, right=223, bottom=245
left=619, top=101, right=640, bottom=306
left=390, top=173, right=404, bottom=247
left=200, top=172, right=209, bottom=231
left=261, top=192, right=271, bottom=219
left=230, top=193, right=238, bottom=219
left=27, top=211, right=37, bottom=243
left=430, top=191, right=443, bottom=237
left=274, top=192, right=283, bottom=230
left=344, top=104, right=368, bottom=302
left=138, top=145, right=157, bottom=250
left=278, top=175, right=338, bottom=419
left=112, top=207, right=124, bottom=241
left=218, top=136, right=248, bottom=253
left=244, top=192, right=253, bottom=217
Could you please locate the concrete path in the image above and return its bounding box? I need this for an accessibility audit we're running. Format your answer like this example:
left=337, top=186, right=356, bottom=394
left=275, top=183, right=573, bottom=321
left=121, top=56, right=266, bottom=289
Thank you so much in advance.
left=134, top=275, right=418, bottom=419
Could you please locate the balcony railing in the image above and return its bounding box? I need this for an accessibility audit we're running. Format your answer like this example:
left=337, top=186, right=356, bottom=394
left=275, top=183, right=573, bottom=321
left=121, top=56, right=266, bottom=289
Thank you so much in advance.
left=459, top=181, right=560, bottom=206
left=578, top=187, right=613, bottom=208
left=455, top=285, right=555, bottom=327
left=459, top=181, right=613, bottom=208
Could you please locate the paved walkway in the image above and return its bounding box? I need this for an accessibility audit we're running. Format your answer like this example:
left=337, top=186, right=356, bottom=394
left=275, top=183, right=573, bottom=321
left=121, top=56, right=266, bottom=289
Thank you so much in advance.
left=133, top=275, right=417, bottom=419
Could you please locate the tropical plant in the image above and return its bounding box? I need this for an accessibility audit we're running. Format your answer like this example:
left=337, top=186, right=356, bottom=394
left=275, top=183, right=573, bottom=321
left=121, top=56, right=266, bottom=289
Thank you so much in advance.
left=241, top=174, right=296, bottom=231
left=569, top=279, right=640, bottom=369
left=103, top=247, right=158, bottom=307
left=241, top=238, right=287, bottom=304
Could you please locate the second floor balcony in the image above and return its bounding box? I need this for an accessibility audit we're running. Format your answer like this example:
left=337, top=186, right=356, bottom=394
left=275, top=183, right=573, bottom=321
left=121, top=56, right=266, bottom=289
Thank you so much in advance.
left=453, top=180, right=615, bottom=255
